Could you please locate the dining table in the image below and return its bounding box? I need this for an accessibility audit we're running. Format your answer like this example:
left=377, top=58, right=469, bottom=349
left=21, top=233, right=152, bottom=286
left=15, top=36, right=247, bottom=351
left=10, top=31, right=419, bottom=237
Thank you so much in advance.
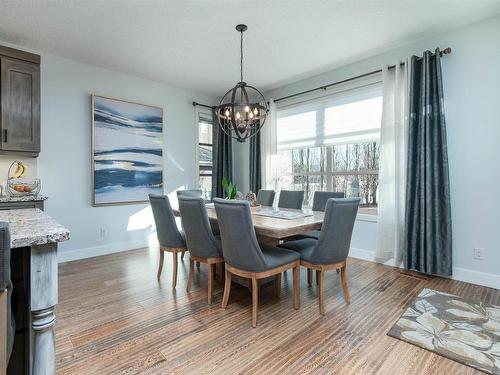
left=172, top=203, right=325, bottom=287
left=172, top=203, right=325, bottom=245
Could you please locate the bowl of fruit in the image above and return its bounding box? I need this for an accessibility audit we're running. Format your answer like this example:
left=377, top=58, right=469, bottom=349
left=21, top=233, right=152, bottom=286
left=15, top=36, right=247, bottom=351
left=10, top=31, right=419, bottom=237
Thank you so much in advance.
left=7, top=179, right=41, bottom=197
left=6, top=160, right=41, bottom=197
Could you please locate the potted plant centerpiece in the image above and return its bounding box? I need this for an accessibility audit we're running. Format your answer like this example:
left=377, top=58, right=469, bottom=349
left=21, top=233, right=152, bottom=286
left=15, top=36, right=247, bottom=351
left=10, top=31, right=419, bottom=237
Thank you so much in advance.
left=221, top=178, right=261, bottom=212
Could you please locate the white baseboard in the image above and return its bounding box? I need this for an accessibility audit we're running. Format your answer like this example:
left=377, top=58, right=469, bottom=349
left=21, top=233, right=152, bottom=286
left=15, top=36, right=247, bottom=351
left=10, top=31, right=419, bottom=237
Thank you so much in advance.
left=57, top=239, right=152, bottom=263
left=349, top=247, right=397, bottom=267
left=349, top=247, right=499, bottom=290
left=452, top=267, right=500, bottom=290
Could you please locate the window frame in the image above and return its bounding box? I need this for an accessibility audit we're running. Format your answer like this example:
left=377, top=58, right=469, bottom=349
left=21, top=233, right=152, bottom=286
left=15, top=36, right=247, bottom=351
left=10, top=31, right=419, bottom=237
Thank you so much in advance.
left=195, top=107, right=214, bottom=200
left=275, top=74, right=383, bottom=211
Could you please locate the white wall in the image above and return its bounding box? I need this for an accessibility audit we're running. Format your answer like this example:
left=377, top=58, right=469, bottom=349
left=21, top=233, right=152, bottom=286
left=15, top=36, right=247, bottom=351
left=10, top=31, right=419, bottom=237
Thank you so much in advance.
left=29, top=53, right=216, bottom=261
left=234, top=16, right=500, bottom=288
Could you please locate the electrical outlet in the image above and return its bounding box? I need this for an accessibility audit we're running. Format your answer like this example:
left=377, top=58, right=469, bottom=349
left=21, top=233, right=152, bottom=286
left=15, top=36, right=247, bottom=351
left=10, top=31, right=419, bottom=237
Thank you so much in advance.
left=473, top=248, right=484, bottom=261
left=99, top=228, right=108, bottom=239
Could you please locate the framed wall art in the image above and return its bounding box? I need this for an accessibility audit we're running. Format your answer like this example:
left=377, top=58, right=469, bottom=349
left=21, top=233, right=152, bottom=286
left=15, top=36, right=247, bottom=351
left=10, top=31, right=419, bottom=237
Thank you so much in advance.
left=92, top=95, right=163, bottom=206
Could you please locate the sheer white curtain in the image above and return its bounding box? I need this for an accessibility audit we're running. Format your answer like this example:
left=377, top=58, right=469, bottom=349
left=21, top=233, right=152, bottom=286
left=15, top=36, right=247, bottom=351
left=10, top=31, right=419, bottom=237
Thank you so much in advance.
left=376, top=62, right=409, bottom=264
left=260, top=99, right=278, bottom=190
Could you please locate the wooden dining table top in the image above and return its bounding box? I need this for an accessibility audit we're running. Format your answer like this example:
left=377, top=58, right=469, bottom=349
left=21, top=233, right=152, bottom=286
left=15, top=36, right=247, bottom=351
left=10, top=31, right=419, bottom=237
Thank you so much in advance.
left=172, top=204, right=325, bottom=241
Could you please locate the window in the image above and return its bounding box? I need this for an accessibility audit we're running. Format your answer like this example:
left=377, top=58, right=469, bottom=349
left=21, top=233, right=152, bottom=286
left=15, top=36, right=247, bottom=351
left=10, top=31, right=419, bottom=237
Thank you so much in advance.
left=276, top=80, right=382, bottom=208
left=197, top=110, right=213, bottom=200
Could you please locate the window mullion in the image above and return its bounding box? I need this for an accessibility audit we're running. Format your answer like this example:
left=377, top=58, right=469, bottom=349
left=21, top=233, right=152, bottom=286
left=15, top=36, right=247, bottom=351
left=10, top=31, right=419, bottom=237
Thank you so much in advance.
left=326, top=146, right=333, bottom=191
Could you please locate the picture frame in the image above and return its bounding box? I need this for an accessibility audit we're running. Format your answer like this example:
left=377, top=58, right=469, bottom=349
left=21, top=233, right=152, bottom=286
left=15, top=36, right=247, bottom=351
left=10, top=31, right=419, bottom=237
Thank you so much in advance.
left=91, top=94, right=164, bottom=206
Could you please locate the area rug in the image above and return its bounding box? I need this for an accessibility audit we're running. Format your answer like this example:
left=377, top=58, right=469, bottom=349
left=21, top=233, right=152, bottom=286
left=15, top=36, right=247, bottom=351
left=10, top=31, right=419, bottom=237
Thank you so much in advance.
left=388, top=288, right=500, bottom=374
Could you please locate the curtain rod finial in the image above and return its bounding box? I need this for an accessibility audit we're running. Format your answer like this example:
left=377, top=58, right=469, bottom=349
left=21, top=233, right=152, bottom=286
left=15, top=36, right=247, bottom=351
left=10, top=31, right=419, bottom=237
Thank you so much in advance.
left=443, top=47, right=452, bottom=55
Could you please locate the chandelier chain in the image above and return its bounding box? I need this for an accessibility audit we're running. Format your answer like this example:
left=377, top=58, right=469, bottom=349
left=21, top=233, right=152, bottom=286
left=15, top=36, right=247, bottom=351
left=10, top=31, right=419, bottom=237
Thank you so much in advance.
left=240, top=29, right=243, bottom=83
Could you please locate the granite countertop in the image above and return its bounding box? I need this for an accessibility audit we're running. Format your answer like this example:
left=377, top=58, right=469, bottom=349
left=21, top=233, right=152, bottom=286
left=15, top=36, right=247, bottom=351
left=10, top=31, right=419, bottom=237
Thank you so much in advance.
left=0, top=195, right=48, bottom=203
left=0, top=208, right=69, bottom=248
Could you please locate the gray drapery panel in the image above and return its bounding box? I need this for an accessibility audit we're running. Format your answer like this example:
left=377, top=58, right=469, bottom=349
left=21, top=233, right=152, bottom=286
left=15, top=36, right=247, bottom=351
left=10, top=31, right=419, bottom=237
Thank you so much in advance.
left=211, top=109, right=233, bottom=199
left=249, top=126, right=261, bottom=194
left=404, top=48, right=452, bottom=276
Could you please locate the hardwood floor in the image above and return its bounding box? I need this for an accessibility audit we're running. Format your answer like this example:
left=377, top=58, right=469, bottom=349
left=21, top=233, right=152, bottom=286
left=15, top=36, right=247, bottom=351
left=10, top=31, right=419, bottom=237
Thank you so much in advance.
left=56, top=247, right=499, bottom=374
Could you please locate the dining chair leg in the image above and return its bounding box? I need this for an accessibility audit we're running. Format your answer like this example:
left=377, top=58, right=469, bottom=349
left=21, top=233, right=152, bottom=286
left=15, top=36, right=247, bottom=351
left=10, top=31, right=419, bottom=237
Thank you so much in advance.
left=157, top=249, right=164, bottom=280
left=340, top=265, right=350, bottom=304
left=172, top=252, right=178, bottom=289
left=293, top=265, right=300, bottom=309
left=275, top=273, right=281, bottom=298
left=318, top=270, right=325, bottom=315
left=307, top=269, right=312, bottom=286
left=181, top=250, right=185, bottom=261
left=316, top=270, right=320, bottom=285
left=186, top=258, right=194, bottom=292
left=221, top=269, right=232, bottom=309
left=251, top=277, right=258, bottom=328
left=207, top=263, right=214, bottom=304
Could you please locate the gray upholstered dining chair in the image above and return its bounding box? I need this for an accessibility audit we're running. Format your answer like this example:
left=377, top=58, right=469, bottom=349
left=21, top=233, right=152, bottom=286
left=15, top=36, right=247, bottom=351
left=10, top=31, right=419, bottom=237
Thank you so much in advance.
left=149, top=194, right=188, bottom=288
left=300, top=191, right=346, bottom=240
left=176, top=189, right=203, bottom=198
left=178, top=196, right=224, bottom=304
left=0, top=222, right=14, bottom=367
left=213, top=198, right=301, bottom=327
left=279, top=198, right=360, bottom=315
left=256, top=190, right=275, bottom=206
left=277, top=190, right=304, bottom=209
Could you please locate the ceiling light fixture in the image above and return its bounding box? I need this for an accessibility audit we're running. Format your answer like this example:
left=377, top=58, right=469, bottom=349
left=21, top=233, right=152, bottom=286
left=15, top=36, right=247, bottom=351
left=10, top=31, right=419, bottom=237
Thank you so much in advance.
left=215, top=24, right=268, bottom=143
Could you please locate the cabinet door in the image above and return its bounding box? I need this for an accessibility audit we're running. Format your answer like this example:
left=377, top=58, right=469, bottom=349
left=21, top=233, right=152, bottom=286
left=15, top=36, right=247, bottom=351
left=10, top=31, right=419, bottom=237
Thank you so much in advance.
left=0, top=57, right=40, bottom=153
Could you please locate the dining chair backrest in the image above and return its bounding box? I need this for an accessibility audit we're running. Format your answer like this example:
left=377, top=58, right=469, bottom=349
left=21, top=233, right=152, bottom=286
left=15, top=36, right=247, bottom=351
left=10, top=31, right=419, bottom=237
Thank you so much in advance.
left=256, top=190, right=275, bottom=206
left=312, top=191, right=345, bottom=211
left=0, top=222, right=14, bottom=360
left=277, top=190, right=304, bottom=209
left=213, top=198, right=267, bottom=272
left=178, top=196, right=221, bottom=258
left=314, top=198, right=360, bottom=264
left=176, top=189, right=203, bottom=198
left=149, top=194, right=185, bottom=248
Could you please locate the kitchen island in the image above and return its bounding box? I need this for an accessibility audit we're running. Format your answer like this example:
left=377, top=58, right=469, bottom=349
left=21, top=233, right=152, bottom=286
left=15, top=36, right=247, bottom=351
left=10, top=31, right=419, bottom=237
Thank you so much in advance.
left=0, top=208, right=69, bottom=375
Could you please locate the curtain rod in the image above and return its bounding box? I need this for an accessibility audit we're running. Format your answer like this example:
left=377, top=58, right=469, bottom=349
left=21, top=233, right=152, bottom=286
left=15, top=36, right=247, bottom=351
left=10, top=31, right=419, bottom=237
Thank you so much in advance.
left=273, top=47, right=451, bottom=103
left=192, top=101, right=215, bottom=109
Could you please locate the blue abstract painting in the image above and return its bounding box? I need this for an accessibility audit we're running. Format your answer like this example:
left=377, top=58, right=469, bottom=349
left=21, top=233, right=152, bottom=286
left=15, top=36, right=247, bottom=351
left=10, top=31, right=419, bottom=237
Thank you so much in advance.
left=92, top=95, right=163, bottom=205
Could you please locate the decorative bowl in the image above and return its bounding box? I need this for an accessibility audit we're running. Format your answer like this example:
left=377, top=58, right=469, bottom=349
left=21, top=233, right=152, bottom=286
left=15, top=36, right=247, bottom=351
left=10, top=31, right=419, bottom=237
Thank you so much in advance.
left=250, top=204, right=262, bottom=212
left=7, top=178, right=41, bottom=197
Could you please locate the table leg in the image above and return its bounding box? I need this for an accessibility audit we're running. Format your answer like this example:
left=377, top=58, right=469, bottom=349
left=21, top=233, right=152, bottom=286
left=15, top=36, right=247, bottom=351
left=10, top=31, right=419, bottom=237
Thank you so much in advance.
left=256, top=235, right=280, bottom=247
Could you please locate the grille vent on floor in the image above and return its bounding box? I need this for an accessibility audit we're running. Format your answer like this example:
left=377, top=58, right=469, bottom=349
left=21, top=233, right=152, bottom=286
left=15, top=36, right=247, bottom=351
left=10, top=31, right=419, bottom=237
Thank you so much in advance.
left=399, top=270, right=432, bottom=281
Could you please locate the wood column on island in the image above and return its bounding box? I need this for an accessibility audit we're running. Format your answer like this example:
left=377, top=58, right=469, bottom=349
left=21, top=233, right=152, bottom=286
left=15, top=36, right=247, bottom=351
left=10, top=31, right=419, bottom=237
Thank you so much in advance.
left=0, top=208, right=69, bottom=375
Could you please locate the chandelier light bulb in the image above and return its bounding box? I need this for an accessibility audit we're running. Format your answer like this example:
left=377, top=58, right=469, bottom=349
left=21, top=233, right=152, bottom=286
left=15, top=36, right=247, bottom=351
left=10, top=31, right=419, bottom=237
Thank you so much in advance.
left=244, top=105, right=250, bottom=112
left=253, top=108, right=258, bottom=115
left=249, top=112, right=254, bottom=119
left=236, top=111, right=241, bottom=120
left=224, top=109, right=230, bottom=117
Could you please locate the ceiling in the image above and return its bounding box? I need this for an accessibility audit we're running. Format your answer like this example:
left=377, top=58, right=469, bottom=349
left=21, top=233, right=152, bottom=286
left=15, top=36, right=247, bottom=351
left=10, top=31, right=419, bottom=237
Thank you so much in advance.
left=0, top=1, right=499, bottom=96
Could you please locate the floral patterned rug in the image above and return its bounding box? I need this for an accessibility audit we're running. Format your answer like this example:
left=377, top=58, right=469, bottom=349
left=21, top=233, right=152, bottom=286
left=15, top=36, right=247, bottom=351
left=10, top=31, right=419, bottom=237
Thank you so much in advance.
left=388, top=288, right=500, bottom=374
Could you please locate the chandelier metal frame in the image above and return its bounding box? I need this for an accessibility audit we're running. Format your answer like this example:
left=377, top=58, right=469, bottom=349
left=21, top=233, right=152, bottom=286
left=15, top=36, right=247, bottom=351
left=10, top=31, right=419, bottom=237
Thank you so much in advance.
left=215, top=24, right=269, bottom=143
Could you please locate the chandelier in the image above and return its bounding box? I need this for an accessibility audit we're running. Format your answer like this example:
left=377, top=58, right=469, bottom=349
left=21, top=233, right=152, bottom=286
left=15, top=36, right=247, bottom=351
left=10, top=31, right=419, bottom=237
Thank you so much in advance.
left=215, top=24, right=268, bottom=143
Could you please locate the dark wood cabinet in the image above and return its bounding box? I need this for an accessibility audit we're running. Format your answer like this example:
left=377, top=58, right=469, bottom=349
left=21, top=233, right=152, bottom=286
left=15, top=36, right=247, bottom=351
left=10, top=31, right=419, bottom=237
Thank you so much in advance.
left=0, top=46, right=41, bottom=157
